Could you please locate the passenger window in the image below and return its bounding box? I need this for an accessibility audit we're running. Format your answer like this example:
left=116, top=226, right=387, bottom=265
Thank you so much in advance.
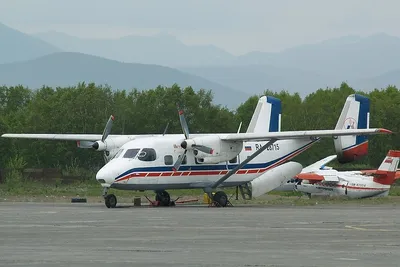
left=164, top=155, right=173, bottom=165
left=123, top=148, right=140, bottom=158
left=138, top=148, right=157, bottom=161
left=229, top=156, right=237, bottom=164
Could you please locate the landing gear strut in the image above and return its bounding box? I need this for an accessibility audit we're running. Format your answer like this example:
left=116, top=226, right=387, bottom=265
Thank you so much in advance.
left=102, top=187, right=117, bottom=208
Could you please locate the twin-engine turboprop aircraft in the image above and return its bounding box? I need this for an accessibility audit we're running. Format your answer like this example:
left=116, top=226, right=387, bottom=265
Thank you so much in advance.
left=1, top=94, right=392, bottom=208
left=293, top=150, right=400, bottom=198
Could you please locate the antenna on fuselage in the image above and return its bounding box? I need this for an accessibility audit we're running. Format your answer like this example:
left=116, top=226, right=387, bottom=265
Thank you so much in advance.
left=162, top=122, right=170, bottom=136
left=237, top=121, right=242, bottom=133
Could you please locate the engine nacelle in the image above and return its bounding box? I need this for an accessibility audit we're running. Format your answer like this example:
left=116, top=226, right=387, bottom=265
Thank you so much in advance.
left=190, top=135, right=242, bottom=164
left=90, top=136, right=134, bottom=152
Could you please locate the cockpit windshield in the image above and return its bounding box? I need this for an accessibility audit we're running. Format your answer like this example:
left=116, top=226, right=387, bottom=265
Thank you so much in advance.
left=123, top=148, right=140, bottom=159
left=112, top=149, right=124, bottom=159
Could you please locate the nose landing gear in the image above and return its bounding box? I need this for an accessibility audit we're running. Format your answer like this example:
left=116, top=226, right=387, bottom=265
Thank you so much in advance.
left=102, top=187, right=117, bottom=208
left=105, top=194, right=117, bottom=208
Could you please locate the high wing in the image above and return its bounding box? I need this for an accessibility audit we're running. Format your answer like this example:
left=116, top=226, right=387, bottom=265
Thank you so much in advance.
left=221, top=128, right=392, bottom=142
left=301, top=155, right=337, bottom=173
left=1, top=133, right=156, bottom=141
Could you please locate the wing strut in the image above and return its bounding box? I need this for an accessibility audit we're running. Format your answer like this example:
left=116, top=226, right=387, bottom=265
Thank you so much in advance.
left=207, top=139, right=277, bottom=191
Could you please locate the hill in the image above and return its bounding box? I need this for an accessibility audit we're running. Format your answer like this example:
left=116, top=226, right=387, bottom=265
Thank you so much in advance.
left=180, top=65, right=336, bottom=97
left=33, top=31, right=400, bottom=94
left=354, top=69, right=400, bottom=90
left=0, top=23, right=60, bottom=64
left=0, top=52, right=250, bottom=108
left=33, top=31, right=235, bottom=67
left=236, top=33, right=400, bottom=80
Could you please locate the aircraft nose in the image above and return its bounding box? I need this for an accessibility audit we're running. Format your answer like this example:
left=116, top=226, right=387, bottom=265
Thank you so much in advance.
left=96, top=165, right=118, bottom=185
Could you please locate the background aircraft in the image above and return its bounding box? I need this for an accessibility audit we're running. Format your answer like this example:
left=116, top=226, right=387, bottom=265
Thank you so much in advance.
left=1, top=94, right=391, bottom=208
left=293, top=150, right=400, bottom=198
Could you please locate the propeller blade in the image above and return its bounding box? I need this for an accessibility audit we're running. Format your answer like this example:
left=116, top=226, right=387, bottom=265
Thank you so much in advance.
left=101, top=115, right=115, bottom=142
left=177, top=107, right=190, bottom=139
left=193, top=144, right=214, bottom=154
left=172, top=150, right=187, bottom=171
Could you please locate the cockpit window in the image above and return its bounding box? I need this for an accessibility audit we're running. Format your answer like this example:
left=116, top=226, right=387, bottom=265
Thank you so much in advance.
left=113, top=149, right=124, bottom=159
left=123, top=148, right=140, bottom=158
left=138, top=148, right=157, bottom=161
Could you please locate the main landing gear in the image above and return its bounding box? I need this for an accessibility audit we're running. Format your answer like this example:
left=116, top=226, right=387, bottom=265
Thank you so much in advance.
left=144, top=190, right=176, bottom=207
left=207, top=191, right=232, bottom=207
left=154, top=190, right=175, bottom=206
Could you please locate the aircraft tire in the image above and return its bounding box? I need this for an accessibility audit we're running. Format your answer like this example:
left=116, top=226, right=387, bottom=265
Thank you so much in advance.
left=105, top=194, right=117, bottom=208
left=213, top=191, right=228, bottom=207
left=156, top=191, right=171, bottom=206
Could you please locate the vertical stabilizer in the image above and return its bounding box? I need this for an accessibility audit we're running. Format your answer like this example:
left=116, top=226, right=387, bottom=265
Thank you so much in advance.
left=334, top=94, right=370, bottom=163
left=246, top=96, right=281, bottom=134
left=374, top=150, right=400, bottom=185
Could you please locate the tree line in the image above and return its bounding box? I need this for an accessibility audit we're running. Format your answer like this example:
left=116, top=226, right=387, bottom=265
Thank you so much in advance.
left=0, top=82, right=398, bottom=172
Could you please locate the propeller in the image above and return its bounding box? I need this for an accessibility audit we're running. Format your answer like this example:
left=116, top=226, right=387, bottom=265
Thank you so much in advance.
left=96, top=115, right=115, bottom=163
left=172, top=107, right=213, bottom=171
left=77, top=115, right=115, bottom=150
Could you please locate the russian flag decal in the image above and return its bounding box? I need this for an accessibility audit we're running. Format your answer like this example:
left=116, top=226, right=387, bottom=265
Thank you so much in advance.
left=245, top=146, right=252, bottom=151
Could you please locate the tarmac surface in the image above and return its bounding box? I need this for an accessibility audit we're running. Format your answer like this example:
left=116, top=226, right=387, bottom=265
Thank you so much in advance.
left=0, top=202, right=399, bottom=267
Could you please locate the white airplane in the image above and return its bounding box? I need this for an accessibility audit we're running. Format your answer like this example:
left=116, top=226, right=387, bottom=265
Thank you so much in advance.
left=293, top=150, right=400, bottom=198
left=1, top=94, right=391, bottom=208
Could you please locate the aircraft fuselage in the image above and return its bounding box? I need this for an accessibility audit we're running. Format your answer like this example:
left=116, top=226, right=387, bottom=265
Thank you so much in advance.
left=96, top=135, right=317, bottom=191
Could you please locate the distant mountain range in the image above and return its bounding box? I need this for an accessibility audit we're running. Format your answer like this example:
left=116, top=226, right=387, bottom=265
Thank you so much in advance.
left=0, top=23, right=60, bottom=64
left=33, top=31, right=234, bottom=67
left=0, top=52, right=250, bottom=108
left=30, top=29, right=400, bottom=95
left=1, top=21, right=400, bottom=107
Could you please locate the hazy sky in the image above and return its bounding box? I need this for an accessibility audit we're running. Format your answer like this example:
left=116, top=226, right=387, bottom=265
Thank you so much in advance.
left=1, top=0, right=400, bottom=55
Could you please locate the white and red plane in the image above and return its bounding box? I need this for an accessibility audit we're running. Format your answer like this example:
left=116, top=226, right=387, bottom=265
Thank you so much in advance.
left=1, top=94, right=391, bottom=208
left=293, top=150, right=400, bottom=198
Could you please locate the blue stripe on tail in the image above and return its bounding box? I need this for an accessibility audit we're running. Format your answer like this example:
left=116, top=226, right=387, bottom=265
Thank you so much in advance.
left=267, top=96, right=281, bottom=132
left=355, top=94, right=369, bottom=145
